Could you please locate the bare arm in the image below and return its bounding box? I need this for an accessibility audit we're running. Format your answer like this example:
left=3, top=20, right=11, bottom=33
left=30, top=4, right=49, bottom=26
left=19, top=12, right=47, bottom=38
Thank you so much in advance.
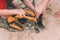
left=35, top=0, right=49, bottom=13
left=35, top=0, right=49, bottom=18
left=0, top=9, right=15, bottom=16
left=22, top=0, right=35, bottom=10
left=0, top=9, right=25, bottom=16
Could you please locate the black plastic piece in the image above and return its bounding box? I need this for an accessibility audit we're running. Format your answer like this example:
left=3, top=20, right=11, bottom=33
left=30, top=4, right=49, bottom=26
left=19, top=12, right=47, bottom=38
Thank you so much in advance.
left=17, top=18, right=27, bottom=24
left=35, top=28, right=40, bottom=33
left=37, top=14, right=45, bottom=28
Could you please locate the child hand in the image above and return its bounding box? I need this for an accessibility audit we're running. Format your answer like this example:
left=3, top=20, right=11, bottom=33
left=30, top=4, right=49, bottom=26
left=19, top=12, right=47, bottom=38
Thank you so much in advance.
left=13, top=9, right=26, bottom=17
left=34, top=8, right=43, bottom=19
left=34, top=7, right=46, bottom=19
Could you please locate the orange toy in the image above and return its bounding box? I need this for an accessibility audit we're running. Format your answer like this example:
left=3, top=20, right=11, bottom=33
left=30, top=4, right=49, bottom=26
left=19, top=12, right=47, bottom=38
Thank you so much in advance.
left=7, top=10, right=37, bottom=31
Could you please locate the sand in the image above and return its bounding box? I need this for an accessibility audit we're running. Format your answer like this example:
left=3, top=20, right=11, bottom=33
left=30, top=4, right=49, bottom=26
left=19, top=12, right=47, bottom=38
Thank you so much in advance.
left=0, top=0, right=60, bottom=40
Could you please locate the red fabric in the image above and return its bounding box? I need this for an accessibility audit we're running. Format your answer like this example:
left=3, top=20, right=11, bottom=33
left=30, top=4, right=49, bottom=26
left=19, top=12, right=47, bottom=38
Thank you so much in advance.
left=0, top=0, right=7, bottom=9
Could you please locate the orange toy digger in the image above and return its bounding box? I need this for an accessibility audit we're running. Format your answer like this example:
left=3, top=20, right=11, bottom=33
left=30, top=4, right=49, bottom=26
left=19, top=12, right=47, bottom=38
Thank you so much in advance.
left=7, top=10, right=44, bottom=33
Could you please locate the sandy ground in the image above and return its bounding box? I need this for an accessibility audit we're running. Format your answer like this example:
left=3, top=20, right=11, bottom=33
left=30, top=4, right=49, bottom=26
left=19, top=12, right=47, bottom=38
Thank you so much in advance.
left=0, top=0, right=60, bottom=40
left=0, top=14, right=60, bottom=40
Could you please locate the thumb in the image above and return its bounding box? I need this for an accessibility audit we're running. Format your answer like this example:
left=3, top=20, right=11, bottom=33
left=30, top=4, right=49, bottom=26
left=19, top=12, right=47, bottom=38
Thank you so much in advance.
left=35, top=14, right=39, bottom=19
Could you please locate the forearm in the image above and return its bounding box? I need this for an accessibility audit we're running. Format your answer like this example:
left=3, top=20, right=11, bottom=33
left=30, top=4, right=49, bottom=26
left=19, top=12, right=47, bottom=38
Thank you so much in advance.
left=0, top=9, right=16, bottom=16
left=36, top=0, right=49, bottom=13
left=22, top=0, right=35, bottom=10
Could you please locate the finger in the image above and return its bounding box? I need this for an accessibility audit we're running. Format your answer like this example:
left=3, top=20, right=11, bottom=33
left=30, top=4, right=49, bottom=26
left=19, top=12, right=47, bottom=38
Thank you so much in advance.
left=22, top=14, right=25, bottom=17
left=42, top=13, right=46, bottom=18
left=35, top=14, right=39, bottom=19
left=19, top=14, right=23, bottom=18
left=42, top=14, right=46, bottom=19
left=42, top=10, right=46, bottom=18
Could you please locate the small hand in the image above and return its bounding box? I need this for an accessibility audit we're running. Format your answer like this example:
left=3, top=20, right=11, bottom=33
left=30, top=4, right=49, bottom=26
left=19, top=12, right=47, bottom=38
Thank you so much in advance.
left=34, top=8, right=42, bottom=19
left=34, top=8, right=46, bottom=19
left=13, top=9, right=26, bottom=17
